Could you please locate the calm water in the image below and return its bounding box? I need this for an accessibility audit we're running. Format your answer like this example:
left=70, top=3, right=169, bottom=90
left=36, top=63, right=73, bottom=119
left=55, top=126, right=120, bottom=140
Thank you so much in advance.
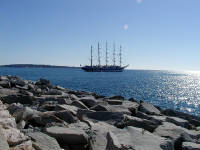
left=1, top=67, right=200, bottom=116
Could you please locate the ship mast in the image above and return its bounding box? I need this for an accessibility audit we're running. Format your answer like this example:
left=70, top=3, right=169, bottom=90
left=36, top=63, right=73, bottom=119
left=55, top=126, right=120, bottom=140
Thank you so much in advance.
left=119, top=45, right=122, bottom=67
left=90, top=45, right=93, bottom=67
left=106, top=42, right=108, bottom=66
left=98, top=42, right=101, bottom=66
left=113, top=43, right=116, bottom=66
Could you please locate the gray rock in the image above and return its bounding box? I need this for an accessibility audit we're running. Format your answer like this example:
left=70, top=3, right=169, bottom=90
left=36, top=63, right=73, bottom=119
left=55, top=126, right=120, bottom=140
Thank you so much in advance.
left=12, top=107, right=40, bottom=123
left=89, top=121, right=118, bottom=150
left=77, top=110, right=124, bottom=126
left=26, top=132, right=61, bottom=150
left=45, top=89, right=63, bottom=95
left=139, top=102, right=161, bottom=115
left=55, top=104, right=79, bottom=115
left=90, top=104, right=109, bottom=111
left=125, top=115, right=159, bottom=132
left=32, top=113, right=66, bottom=127
left=45, top=126, right=88, bottom=146
left=109, top=95, right=125, bottom=100
left=0, top=88, right=19, bottom=97
left=154, top=122, right=200, bottom=149
left=10, top=76, right=27, bottom=87
left=106, top=131, right=134, bottom=150
left=0, top=76, right=8, bottom=81
left=106, top=99, right=123, bottom=105
left=0, top=127, right=9, bottom=150
left=0, top=80, right=10, bottom=88
left=1, top=94, right=35, bottom=105
left=79, top=97, right=97, bottom=108
left=107, top=126, right=174, bottom=150
left=182, top=142, right=200, bottom=150
left=36, top=78, right=50, bottom=85
left=166, top=116, right=189, bottom=128
left=54, top=110, right=78, bottom=124
left=71, top=100, right=89, bottom=110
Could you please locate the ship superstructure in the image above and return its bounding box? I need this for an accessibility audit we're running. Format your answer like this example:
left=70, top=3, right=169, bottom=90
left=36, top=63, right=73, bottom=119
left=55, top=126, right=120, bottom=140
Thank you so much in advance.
left=81, top=42, right=128, bottom=72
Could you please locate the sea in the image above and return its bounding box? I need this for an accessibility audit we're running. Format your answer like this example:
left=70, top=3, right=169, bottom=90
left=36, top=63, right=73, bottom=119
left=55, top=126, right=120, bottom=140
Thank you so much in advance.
left=1, top=67, right=200, bottom=116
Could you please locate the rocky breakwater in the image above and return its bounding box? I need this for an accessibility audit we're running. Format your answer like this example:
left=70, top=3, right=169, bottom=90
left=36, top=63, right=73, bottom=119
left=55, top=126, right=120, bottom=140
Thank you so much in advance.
left=0, top=75, right=200, bottom=150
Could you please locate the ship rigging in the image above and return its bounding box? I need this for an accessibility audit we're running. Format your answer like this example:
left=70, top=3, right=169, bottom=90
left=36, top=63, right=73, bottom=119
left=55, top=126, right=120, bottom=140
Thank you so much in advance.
left=81, top=42, right=128, bottom=72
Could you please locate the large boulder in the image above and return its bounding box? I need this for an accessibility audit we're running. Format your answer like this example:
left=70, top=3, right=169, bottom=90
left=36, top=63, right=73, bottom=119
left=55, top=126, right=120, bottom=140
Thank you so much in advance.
left=26, top=132, right=61, bottom=150
left=90, top=104, right=109, bottom=111
left=45, top=126, right=88, bottom=148
left=10, top=76, right=27, bottom=87
left=77, top=109, right=124, bottom=126
left=54, top=110, right=78, bottom=124
left=125, top=115, right=159, bottom=132
left=0, top=127, right=9, bottom=150
left=55, top=104, right=79, bottom=115
left=106, top=126, right=173, bottom=150
left=0, top=80, right=10, bottom=88
left=154, top=122, right=200, bottom=149
left=2, top=128, right=29, bottom=147
left=166, top=116, right=189, bottom=129
left=139, top=101, right=161, bottom=115
left=1, top=94, right=35, bottom=105
left=31, top=112, right=66, bottom=127
left=89, top=121, right=118, bottom=150
left=182, top=142, right=200, bottom=150
left=71, top=100, right=89, bottom=110
left=106, top=99, right=123, bottom=105
left=79, top=97, right=97, bottom=108
left=10, top=140, right=32, bottom=150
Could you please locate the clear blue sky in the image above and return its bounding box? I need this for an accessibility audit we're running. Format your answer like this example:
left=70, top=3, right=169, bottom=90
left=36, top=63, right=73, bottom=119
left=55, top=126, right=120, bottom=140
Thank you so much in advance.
left=0, top=0, right=200, bottom=70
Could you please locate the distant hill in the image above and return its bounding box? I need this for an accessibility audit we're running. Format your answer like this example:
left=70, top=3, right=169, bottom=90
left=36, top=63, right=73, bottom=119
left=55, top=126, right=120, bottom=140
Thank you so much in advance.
left=0, top=64, right=81, bottom=68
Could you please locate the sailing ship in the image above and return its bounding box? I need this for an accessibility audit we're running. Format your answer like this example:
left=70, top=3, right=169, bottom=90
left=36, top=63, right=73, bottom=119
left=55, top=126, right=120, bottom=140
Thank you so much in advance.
left=81, top=42, right=128, bottom=72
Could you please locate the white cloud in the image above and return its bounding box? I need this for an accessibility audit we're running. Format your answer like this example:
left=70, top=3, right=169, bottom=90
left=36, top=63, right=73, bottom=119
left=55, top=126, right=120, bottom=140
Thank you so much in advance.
left=137, top=0, right=142, bottom=4
left=124, top=24, right=129, bottom=30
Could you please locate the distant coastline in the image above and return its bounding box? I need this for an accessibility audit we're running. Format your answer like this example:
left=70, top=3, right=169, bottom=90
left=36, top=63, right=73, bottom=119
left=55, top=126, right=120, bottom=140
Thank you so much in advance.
left=0, top=64, right=81, bottom=69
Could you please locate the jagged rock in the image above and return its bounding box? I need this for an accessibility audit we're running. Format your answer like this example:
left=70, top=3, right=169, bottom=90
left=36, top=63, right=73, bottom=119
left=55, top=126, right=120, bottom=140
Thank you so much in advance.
left=88, top=121, right=117, bottom=150
left=36, top=78, right=50, bottom=85
left=139, top=101, right=161, bottom=115
left=10, top=140, right=32, bottom=150
left=0, top=76, right=8, bottom=81
left=0, top=88, right=19, bottom=97
left=71, top=100, right=89, bottom=110
left=12, top=107, right=40, bottom=123
left=26, top=132, right=61, bottom=150
left=1, top=94, right=35, bottom=105
left=0, top=127, right=9, bottom=150
left=106, top=99, right=123, bottom=105
left=2, top=128, right=29, bottom=146
left=31, top=113, right=65, bottom=127
left=189, top=119, right=200, bottom=127
left=0, top=80, right=10, bottom=88
left=45, top=89, right=63, bottom=95
left=0, top=114, right=17, bottom=128
left=77, top=109, right=124, bottom=126
left=54, top=110, right=78, bottom=124
left=162, top=109, right=200, bottom=126
left=182, top=142, right=200, bottom=150
left=90, top=104, right=109, bottom=111
left=79, top=97, right=97, bottom=108
left=55, top=104, right=79, bottom=115
left=109, top=95, right=125, bottom=100
left=125, top=115, right=159, bottom=132
left=107, top=101, right=139, bottom=115
left=45, top=126, right=88, bottom=146
left=154, top=122, right=200, bottom=149
left=10, top=77, right=27, bottom=87
left=166, top=116, right=189, bottom=128
left=107, top=126, right=174, bottom=150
